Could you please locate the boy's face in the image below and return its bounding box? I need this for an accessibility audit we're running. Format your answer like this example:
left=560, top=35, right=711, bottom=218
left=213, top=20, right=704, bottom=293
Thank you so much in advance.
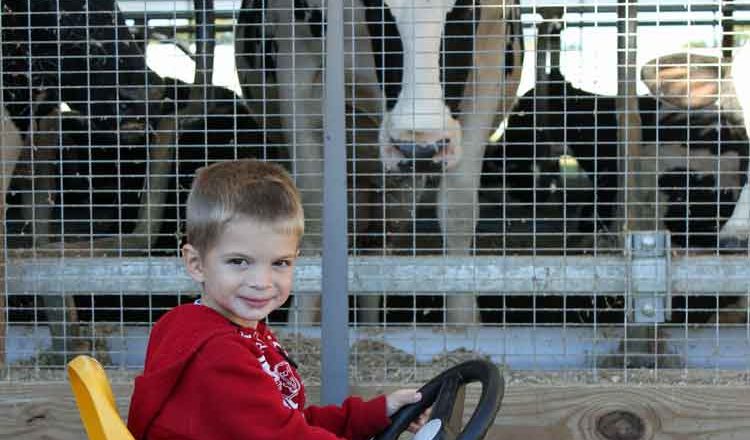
left=182, top=217, right=299, bottom=328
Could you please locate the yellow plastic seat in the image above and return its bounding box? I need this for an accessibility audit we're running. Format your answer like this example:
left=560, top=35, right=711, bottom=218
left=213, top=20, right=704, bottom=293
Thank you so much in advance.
left=67, top=355, right=136, bottom=440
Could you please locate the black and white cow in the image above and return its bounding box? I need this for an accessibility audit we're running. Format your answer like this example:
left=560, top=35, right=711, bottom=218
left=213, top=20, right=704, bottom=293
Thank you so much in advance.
left=1, top=0, right=232, bottom=251
left=235, top=0, right=524, bottom=323
left=493, top=64, right=749, bottom=251
left=1, top=0, right=165, bottom=357
left=641, top=44, right=750, bottom=324
left=1, top=0, right=162, bottom=145
left=641, top=45, right=750, bottom=249
left=1, top=0, right=163, bottom=245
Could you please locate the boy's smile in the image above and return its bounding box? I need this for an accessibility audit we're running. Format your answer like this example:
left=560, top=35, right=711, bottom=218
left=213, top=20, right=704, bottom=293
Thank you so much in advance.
left=182, top=216, right=300, bottom=328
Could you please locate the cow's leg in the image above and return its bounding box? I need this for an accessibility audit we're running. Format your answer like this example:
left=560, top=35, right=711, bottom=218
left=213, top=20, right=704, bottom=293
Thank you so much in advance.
left=129, top=1, right=210, bottom=253
left=344, top=10, right=388, bottom=323
left=438, top=158, right=484, bottom=324
left=26, top=111, right=85, bottom=361
left=0, top=107, right=24, bottom=368
left=26, top=112, right=61, bottom=247
left=289, top=100, right=388, bottom=324
left=129, top=117, right=177, bottom=250
left=28, top=111, right=91, bottom=248
left=244, top=2, right=331, bottom=325
left=347, top=109, right=385, bottom=323
left=275, top=65, right=325, bottom=325
left=287, top=136, right=325, bottom=325
left=438, top=8, right=522, bottom=325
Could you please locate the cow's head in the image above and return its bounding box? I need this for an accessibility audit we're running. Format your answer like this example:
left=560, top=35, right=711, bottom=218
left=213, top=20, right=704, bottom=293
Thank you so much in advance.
left=370, top=0, right=522, bottom=174
left=641, top=44, right=750, bottom=138
left=642, top=44, right=750, bottom=245
left=377, top=0, right=462, bottom=173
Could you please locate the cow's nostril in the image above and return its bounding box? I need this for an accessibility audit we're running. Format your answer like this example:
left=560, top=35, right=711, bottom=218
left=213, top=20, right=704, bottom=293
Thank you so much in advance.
left=391, top=138, right=451, bottom=159
left=433, top=138, right=451, bottom=149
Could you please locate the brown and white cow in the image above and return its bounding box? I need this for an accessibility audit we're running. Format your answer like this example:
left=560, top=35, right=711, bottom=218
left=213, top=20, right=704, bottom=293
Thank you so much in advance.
left=235, top=0, right=524, bottom=323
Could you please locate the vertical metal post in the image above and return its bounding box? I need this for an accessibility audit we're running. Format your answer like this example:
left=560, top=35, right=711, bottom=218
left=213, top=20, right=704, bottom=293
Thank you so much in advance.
left=321, top=0, right=349, bottom=405
left=617, top=0, right=651, bottom=237
left=616, top=0, right=659, bottom=371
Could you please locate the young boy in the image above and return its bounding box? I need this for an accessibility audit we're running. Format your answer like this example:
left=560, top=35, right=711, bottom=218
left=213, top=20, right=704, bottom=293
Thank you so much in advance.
left=127, top=159, right=426, bottom=440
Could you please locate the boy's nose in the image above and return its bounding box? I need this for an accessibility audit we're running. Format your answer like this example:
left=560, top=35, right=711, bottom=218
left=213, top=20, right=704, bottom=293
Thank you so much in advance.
left=247, top=270, right=273, bottom=290
left=248, top=280, right=272, bottom=290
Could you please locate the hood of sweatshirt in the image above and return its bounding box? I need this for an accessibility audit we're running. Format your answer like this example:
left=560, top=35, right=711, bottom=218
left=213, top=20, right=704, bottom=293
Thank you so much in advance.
left=127, top=303, right=261, bottom=439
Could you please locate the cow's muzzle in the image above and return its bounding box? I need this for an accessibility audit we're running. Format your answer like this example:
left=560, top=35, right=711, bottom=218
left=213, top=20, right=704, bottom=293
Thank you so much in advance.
left=392, top=138, right=450, bottom=173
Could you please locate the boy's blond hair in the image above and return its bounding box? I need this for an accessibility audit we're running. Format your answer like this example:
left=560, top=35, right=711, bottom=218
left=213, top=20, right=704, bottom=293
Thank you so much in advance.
left=185, top=159, right=304, bottom=253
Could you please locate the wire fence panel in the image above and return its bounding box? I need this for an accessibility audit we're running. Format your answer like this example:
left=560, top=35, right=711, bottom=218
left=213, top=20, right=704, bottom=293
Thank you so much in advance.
left=1, top=0, right=750, bottom=389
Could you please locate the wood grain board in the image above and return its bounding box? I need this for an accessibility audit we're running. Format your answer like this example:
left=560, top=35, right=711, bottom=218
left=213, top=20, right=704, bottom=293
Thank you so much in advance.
left=2, top=382, right=750, bottom=439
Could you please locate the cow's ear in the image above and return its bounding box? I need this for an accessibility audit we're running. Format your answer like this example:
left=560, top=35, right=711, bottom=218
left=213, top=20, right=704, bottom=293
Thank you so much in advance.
left=641, top=52, right=722, bottom=109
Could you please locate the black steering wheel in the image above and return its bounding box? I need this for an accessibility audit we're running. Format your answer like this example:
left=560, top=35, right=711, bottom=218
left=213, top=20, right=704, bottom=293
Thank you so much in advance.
left=373, top=359, right=504, bottom=440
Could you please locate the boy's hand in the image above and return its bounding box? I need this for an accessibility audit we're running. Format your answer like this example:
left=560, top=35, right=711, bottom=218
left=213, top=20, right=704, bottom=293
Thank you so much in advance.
left=385, top=389, right=432, bottom=433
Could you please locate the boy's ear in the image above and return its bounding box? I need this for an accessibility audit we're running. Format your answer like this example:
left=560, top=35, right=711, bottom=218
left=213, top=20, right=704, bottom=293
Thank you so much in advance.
left=182, top=244, right=206, bottom=284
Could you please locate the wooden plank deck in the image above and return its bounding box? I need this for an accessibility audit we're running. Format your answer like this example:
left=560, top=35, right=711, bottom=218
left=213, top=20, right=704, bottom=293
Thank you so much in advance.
left=3, top=382, right=750, bottom=439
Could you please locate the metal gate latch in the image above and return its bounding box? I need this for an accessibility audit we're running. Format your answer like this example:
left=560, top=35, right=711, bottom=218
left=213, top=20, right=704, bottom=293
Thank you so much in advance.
left=626, top=231, right=670, bottom=323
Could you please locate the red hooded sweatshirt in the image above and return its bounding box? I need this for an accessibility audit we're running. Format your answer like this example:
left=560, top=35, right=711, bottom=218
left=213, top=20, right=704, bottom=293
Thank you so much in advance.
left=127, top=304, right=390, bottom=440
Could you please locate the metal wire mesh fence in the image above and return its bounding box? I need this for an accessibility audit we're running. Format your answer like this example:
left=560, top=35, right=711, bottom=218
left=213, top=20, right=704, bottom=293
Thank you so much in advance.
left=1, top=0, right=750, bottom=388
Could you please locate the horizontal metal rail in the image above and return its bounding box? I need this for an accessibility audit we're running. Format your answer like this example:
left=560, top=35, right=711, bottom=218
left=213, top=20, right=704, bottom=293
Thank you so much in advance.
left=6, top=255, right=750, bottom=295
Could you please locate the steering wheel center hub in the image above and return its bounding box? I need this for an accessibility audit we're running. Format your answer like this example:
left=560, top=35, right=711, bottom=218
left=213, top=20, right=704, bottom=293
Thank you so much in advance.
left=413, top=419, right=443, bottom=440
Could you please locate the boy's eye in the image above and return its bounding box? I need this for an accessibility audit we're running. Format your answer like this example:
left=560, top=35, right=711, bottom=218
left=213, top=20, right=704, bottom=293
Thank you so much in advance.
left=274, top=259, right=294, bottom=268
left=227, top=258, right=248, bottom=266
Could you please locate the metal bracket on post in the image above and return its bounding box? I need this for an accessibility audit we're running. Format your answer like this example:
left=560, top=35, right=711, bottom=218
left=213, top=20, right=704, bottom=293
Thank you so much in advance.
left=626, top=231, right=670, bottom=323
